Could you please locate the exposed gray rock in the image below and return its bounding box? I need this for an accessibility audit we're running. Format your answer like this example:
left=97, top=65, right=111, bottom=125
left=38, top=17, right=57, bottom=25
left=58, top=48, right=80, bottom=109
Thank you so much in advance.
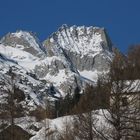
left=0, top=25, right=114, bottom=102
left=44, top=25, right=113, bottom=72
left=1, top=31, right=45, bottom=57
left=59, top=74, right=83, bottom=95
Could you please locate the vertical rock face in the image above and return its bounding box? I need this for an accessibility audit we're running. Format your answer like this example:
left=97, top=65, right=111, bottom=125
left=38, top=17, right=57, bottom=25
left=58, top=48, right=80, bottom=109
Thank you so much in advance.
left=42, top=25, right=113, bottom=95
left=44, top=24, right=113, bottom=72
left=0, top=25, right=113, bottom=113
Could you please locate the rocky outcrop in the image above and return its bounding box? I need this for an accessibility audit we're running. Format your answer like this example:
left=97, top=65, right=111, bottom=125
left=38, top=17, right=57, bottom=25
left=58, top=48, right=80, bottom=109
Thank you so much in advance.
left=0, top=31, right=45, bottom=57
left=44, top=25, right=113, bottom=72
left=0, top=25, right=113, bottom=111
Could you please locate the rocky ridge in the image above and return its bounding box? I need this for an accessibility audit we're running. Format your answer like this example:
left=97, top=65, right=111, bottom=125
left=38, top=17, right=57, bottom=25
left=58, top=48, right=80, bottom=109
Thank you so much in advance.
left=0, top=25, right=113, bottom=114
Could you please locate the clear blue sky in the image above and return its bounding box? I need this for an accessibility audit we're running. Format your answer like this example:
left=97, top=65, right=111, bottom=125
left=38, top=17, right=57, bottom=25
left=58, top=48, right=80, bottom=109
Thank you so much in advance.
left=0, top=0, right=140, bottom=53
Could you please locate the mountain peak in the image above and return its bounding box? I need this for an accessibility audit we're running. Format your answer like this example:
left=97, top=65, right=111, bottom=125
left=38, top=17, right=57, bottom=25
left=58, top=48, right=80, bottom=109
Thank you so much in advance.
left=59, top=24, right=68, bottom=30
left=0, top=25, right=114, bottom=122
left=48, top=25, right=112, bottom=56
left=11, top=30, right=36, bottom=40
left=0, top=30, right=45, bottom=56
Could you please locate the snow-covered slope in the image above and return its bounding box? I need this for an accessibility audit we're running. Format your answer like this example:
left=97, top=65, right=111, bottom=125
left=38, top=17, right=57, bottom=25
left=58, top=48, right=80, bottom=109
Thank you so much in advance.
left=49, top=25, right=111, bottom=55
left=1, top=31, right=45, bottom=56
left=0, top=25, right=113, bottom=118
left=11, top=110, right=109, bottom=140
left=44, top=24, right=113, bottom=72
left=0, top=57, right=49, bottom=114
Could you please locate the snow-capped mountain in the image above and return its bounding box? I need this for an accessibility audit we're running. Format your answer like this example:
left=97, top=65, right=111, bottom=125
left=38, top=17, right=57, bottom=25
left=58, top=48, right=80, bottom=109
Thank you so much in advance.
left=43, top=24, right=113, bottom=84
left=0, top=25, right=113, bottom=114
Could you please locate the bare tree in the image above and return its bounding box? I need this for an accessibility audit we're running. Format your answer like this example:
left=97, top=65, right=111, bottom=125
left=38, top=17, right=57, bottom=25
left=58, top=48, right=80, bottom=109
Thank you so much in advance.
left=99, top=49, right=140, bottom=140
left=0, top=67, right=18, bottom=140
left=44, top=98, right=52, bottom=140
left=69, top=85, right=108, bottom=140
left=57, top=117, right=75, bottom=140
left=55, top=47, right=140, bottom=140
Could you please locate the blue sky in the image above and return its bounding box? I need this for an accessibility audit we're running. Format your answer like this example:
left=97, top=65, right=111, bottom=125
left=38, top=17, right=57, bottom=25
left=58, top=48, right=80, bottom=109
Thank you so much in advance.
left=0, top=0, right=140, bottom=53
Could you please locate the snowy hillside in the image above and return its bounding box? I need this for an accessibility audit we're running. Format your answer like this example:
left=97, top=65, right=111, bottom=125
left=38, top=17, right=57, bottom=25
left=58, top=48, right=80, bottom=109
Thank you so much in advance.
left=10, top=110, right=109, bottom=140
left=0, top=25, right=113, bottom=117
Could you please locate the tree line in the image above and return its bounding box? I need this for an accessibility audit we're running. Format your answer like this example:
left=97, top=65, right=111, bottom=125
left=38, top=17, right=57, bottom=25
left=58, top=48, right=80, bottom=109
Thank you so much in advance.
left=56, top=45, right=140, bottom=140
left=0, top=45, right=140, bottom=140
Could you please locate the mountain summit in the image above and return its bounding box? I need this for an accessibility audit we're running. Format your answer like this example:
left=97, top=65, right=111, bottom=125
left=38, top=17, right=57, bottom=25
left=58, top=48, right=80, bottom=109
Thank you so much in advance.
left=49, top=24, right=112, bottom=54
left=0, top=25, right=113, bottom=114
left=44, top=24, right=113, bottom=72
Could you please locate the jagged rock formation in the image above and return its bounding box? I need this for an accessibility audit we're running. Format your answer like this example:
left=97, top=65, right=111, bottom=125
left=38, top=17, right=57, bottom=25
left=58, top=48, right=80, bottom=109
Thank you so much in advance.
left=0, top=25, right=113, bottom=114
left=44, top=24, right=112, bottom=72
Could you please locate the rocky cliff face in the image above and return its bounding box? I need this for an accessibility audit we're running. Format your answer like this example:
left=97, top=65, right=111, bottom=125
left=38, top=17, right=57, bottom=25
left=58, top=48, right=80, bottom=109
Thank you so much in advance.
left=44, top=25, right=112, bottom=71
left=0, top=25, right=113, bottom=113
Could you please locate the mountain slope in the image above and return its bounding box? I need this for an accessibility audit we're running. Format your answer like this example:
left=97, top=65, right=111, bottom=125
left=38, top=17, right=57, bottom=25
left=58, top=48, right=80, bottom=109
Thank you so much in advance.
left=44, top=24, right=112, bottom=71
left=0, top=25, right=113, bottom=115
